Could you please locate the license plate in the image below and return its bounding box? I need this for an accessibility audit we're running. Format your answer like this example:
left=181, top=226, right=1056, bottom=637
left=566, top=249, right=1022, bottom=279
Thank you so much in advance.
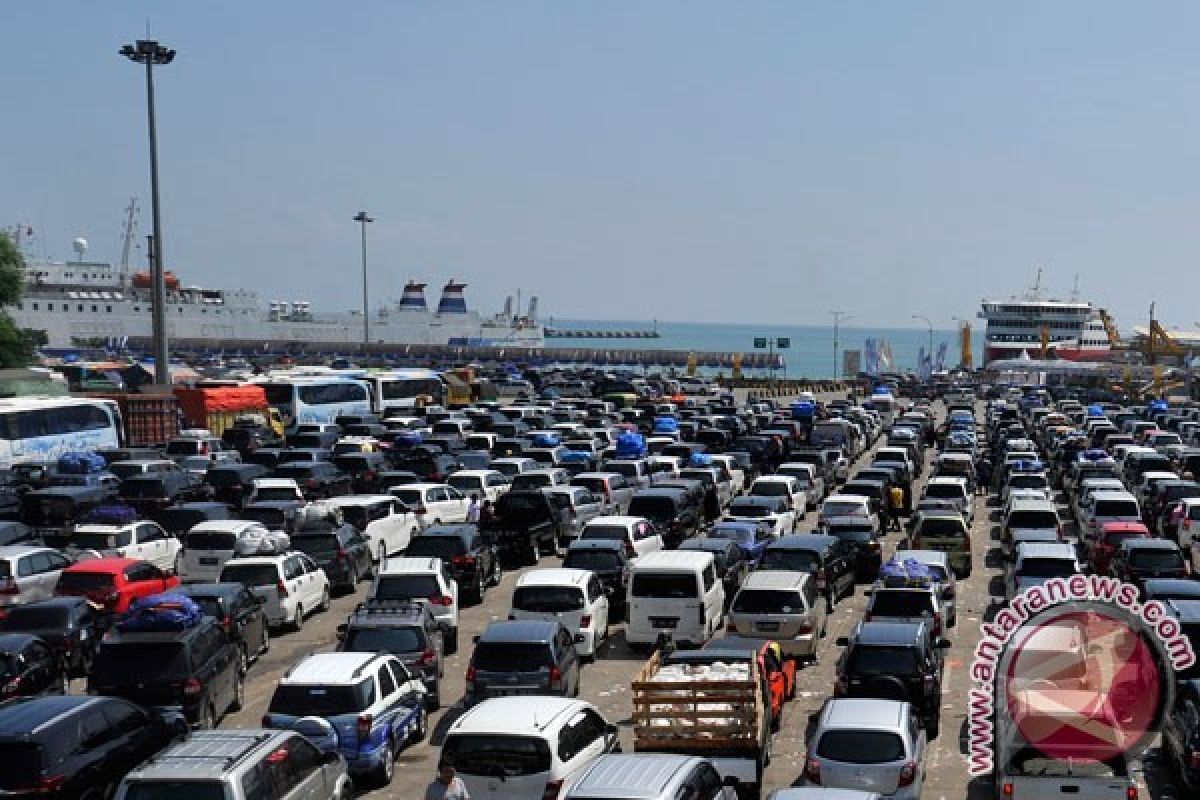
left=651, top=617, right=677, bottom=629
left=200, top=557, right=218, bottom=565
left=756, top=621, right=780, bottom=632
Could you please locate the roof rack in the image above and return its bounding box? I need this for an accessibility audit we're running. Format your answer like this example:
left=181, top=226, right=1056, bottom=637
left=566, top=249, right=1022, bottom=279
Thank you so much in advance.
left=142, top=731, right=274, bottom=770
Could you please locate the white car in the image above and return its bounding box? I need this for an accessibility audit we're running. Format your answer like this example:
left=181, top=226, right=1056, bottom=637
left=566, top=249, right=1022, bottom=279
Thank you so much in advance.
left=726, top=495, right=798, bottom=538
left=0, top=546, right=72, bottom=611
left=219, top=551, right=330, bottom=630
left=177, top=520, right=271, bottom=583
left=442, top=697, right=620, bottom=800
left=326, top=495, right=421, bottom=562
left=247, top=478, right=306, bottom=505
left=510, top=568, right=611, bottom=659
left=819, top=494, right=874, bottom=528
left=447, top=469, right=511, bottom=504
left=1006, top=542, right=1082, bottom=601
left=369, top=556, right=460, bottom=653
left=67, top=521, right=182, bottom=574
left=748, top=475, right=806, bottom=517
left=578, top=516, right=664, bottom=560
left=708, top=454, right=746, bottom=496
left=388, top=483, right=470, bottom=526
left=776, top=463, right=826, bottom=510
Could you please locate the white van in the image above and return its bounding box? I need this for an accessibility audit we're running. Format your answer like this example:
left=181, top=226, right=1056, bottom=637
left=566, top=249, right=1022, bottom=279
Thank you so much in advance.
left=626, top=550, right=725, bottom=648
left=178, top=520, right=272, bottom=583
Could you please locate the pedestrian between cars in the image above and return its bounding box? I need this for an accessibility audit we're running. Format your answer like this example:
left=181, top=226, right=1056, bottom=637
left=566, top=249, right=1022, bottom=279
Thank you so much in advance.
left=426, top=761, right=471, bottom=800
left=976, top=457, right=992, bottom=495
left=466, top=494, right=480, bottom=523
left=888, top=485, right=904, bottom=531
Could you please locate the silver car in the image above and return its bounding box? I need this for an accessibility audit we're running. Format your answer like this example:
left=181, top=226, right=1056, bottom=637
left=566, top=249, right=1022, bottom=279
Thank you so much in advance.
left=803, top=698, right=926, bottom=800
left=0, top=545, right=73, bottom=612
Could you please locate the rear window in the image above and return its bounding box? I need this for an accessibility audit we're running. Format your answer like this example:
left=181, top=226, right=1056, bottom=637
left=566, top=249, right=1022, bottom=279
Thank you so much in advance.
left=627, top=496, right=676, bottom=519
left=1008, top=475, right=1048, bottom=489
left=290, top=534, right=340, bottom=557
left=269, top=679, right=374, bottom=716
left=563, top=550, right=620, bottom=571
left=472, top=642, right=553, bottom=671
left=512, top=474, right=552, bottom=490
left=446, top=475, right=480, bottom=493
left=123, top=782, right=226, bottom=800
left=94, top=642, right=188, bottom=680
left=760, top=549, right=819, bottom=573
left=185, top=531, right=238, bottom=551
left=918, top=518, right=967, bottom=538
left=580, top=525, right=630, bottom=543
left=1007, top=510, right=1058, bottom=530
left=732, top=589, right=804, bottom=614
left=56, top=571, right=115, bottom=593
left=122, top=480, right=168, bottom=498
left=512, top=586, right=585, bottom=612
left=71, top=531, right=132, bottom=550
left=406, top=536, right=466, bottom=559
left=0, top=743, right=45, bottom=788
left=822, top=501, right=866, bottom=518
left=847, top=646, right=919, bottom=676
left=817, top=730, right=906, bottom=763
left=631, top=572, right=698, bottom=598
left=870, top=589, right=935, bottom=618
left=728, top=501, right=771, bottom=518
left=925, top=484, right=965, bottom=499
left=254, top=487, right=300, bottom=502
left=343, top=626, right=425, bottom=654
left=158, top=509, right=224, bottom=533
left=240, top=508, right=289, bottom=529
left=219, top=564, right=279, bottom=587
left=750, top=481, right=789, bottom=497
left=1017, top=558, right=1078, bottom=578
left=0, top=606, right=68, bottom=629
left=374, top=575, right=439, bottom=600
left=1129, top=549, right=1185, bottom=569
left=441, top=734, right=552, bottom=778
left=1095, top=500, right=1139, bottom=517
left=165, top=441, right=200, bottom=456
left=608, top=463, right=638, bottom=478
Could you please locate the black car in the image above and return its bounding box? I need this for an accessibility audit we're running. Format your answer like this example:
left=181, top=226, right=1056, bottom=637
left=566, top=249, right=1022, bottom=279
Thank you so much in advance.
left=405, top=524, right=500, bottom=603
left=276, top=447, right=333, bottom=466
left=176, top=583, right=270, bottom=671
left=760, top=533, right=857, bottom=607
left=0, top=597, right=101, bottom=677
left=824, top=518, right=884, bottom=581
left=562, top=539, right=631, bottom=620
left=152, top=501, right=235, bottom=537
left=272, top=462, right=352, bottom=500
left=627, top=488, right=702, bottom=547
left=1110, top=539, right=1191, bottom=592
left=0, top=633, right=68, bottom=699
left=389, top=449, right=461, bottom=483
left=221, top=424, right=281, bottom=457
left=290, top=523, right=374, bottom=594
left=337, top=599, right=445, bottom=710
left=245, top=447, right=287, bottom=470
left=1163, top=678, right=1200, bottom=792
left=465, top=620, right=583, bottom=705
left=678, top=536, right=748, bottom=603
left=120, top=472, right=211, bottom=512
left=0, top=695, right=187, bottom=799
left=376, top=470, right=422, bottom=491
left=239, top=500, right=304, bottom=532
left=287, top=431, right=340, bottom=451
left=332, top=452, right=389, bottom=493
left=89, top=617, right=244, bottom=729
left=204, top=463, right=271, bottom=506
left=835, top=620, right=950, bottom=737
left=1144, top=579, right=1200, bottom=604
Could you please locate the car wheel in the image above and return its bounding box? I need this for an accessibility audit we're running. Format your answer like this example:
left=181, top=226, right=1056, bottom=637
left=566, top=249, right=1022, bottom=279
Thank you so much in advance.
left=231, top=674, right=245, bottom=712
left=410, top=704, right=428, bottom=744
left=319, top=588, right=331, bottom=612
left=291, top=604, right=304, bottom=632
left=372, top=735, right=396, bottom=786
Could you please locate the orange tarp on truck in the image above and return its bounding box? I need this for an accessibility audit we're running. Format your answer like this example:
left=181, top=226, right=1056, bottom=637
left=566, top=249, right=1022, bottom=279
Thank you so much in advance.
left=174, top=386, right=269, bottom=432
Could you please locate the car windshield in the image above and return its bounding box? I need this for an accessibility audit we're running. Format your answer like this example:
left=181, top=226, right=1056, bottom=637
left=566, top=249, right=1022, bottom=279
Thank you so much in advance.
left=580, top=525, right=630, bottom=543
left=255, top=488, right=298, bottom=502
left=269, top=679, right=374, bottom=716
left=472, top=642, right=552, bottom=671
left=441, top=734, right=553, bottom=777
left=406, top=537, right=465, bottom=559
left=760, top=549, right=819, bottom=573
left=219, top=564, right=279, bottom=587
left=1007, top=510, right=1058, bottom=530
left=123, top=782, right=226, bottom=800
left=1018, top=558, right=1077, bottom=578
left=343, top=626, right=425, bottom=654
left=847, top=646, right=920, bottom=675
left=94, top=642, right=188, bottom=680
left=55, top=571, right=115, bottom=593
left=563, top=550, right=620, bottom=571
left=870, top=590, right=935, bottom=617
left=631, top=572, right=697, bottom=598
left=71, top=531, right=131, bottom=550
left=817, top=730, right=906, bottom=764
left=512, top=586, right=585, bottom=612
left=374, top=575, right=439, bottom=600
left=732, top=589, right=803, bottom=614
left=1129, top=549, right=1185, bottom=569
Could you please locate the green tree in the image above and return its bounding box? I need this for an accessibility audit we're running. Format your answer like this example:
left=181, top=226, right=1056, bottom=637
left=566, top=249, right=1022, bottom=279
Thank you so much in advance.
left=0, top=232, right=36, bottom=367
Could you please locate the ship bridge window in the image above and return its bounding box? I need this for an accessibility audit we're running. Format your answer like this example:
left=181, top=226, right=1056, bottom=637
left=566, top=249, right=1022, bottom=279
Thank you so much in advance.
left=91, top=305, right=97, bottom=313
left=47, top=303, right=53, bottom=311
left=106, top=306, right=112, bottom=313
left=31, top=303, right=38, bottom=311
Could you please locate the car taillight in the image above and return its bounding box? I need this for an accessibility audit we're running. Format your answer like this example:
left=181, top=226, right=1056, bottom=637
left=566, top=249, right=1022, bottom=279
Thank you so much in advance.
left=429, top=594, right=454, bottom=606
left=542, top=780, right=564, bottom=800
left=923, top=674, right=936, bottom=694
left=1126, top=788, right=1138, bottom=800
left=307, top=479, right=320, bottom=489
left=898, top=761, right=917, bottom=787
left=418, top=648, right=437, bottom=666
left=183, top=677, right=203, bottom=696
left=356, top=713, right=372, bottom=741
left=451, top=555, right=476, bottom=565
left=276, top=580, right=289, bottom=597
left=1000, top=780, right=1014, bottom=796
left=804, top=756, right=821, bottom=784
left=466, top=665, right=477, bottom=684
left=550, top=665, right=563, bottom=689
left=222, top=615, right=233, bottom=633
left=335, top=547, right=348, bottom=562
left=580, top=615, right=592, bottom=628
left=2, top=676, right=22, bottom=695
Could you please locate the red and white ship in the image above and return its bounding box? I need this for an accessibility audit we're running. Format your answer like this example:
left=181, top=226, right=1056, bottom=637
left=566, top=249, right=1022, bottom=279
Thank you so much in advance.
left=978, top=276, right=1114, bottom=365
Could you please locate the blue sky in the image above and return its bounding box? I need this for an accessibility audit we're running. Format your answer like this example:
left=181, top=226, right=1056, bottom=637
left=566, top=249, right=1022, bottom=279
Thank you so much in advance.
left=5, top=2, right=1200, bottom=330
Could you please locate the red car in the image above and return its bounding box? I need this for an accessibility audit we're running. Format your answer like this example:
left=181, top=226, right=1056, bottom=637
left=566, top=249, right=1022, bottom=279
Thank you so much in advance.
left=1089, top=521, right=1152, bottom=575
left=55, top=557, right=180, bottom=614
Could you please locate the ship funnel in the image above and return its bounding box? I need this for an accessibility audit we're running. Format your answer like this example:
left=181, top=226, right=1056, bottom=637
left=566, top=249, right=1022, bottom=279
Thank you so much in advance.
left=527, top=296, right=539, bottom=320
left=437, top=280, right=468, bottom=314
left=399, top=281, right=428, bottom=311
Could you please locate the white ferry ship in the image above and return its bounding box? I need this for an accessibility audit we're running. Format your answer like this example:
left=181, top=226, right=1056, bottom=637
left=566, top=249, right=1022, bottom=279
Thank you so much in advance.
left=978, top=276, right=1113, bottom=364
left=7, top=260, right=545, bottom=350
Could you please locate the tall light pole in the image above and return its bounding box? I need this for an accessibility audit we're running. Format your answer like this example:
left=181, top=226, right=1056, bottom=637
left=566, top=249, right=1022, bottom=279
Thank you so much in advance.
left=121, top=39, right=175, bottom=386
left=353, top=211, right=373, bottom=346
left=831, top=311, right=852, bottom=379
left=912, top=314, right=933, bottom=375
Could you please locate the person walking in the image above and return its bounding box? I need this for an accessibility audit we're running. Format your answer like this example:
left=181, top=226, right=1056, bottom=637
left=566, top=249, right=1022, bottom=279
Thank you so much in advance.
left=888, top=484, right=905, bottom=532
left=425, top=762, right=470, bottom=800
left=975, top=457, right=992, bottom=496
left=466, top=494, right=481, bottom=524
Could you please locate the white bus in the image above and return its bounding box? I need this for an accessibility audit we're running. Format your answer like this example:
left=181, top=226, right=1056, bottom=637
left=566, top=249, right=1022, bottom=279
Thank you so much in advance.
left=364, top=369, right=446, bottom=414
left=0, top=397, right=123, bottom=467
left=257, top=377, right=372, bottom=432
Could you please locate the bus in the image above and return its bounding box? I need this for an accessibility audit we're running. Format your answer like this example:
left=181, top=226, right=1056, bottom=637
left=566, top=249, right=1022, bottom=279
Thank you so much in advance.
left=256, top=377, right=372, bottom=432
left=0, top=397, right=123, bottom=467
left=364, top=369, right=446, bottom=414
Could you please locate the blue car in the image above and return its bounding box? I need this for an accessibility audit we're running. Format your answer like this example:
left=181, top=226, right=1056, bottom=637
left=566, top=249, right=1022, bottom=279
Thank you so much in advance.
left=708, top=520, right=771, bottom=565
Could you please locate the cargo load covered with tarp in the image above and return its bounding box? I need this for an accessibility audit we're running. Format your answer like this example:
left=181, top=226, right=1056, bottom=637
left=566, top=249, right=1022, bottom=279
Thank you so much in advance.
left=174, top=386, right=270, bottom=436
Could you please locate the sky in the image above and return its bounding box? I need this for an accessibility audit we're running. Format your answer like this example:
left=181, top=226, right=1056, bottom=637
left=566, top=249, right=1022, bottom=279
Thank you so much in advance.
left=5, top=2, right=1200, bottom=331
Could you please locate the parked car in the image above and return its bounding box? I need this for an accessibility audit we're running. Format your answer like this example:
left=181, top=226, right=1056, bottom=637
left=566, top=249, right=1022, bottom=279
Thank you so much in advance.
left=152, top=501, right=235, bottom=537
left=0, top=596, right=100, bottom=677
left=404, top=524, right=500, bottom=604
left=759, top=534, right=856, bottom=608
left=55, top=557, right=181, bottom=615
left=0, top=633, right=68, bottom=699
left=562, top=539, right=632, bottom=621
left=290, top=510, right=374, bottom=594
left=510, top=568, right=610, bottom=660
left=803, top=698, right=927, bottom=799
left=368, top=556, right=460, bottom=653
left=65, top=520, right=181, bottom=575
left=337, top=599, right=445, bottom=709
left=272, top=462, right=353, bottom=500
left=178, top=520, right=274, bottom=584
left=728, top=570, right=825, bottom=662
left=464, top=619, right=583, bottom=705
left=203, top=463, right=271, bottom=506
left=176, top=582, right=270, bottom=670
left=219, top=552, right=331, bottom=631
left=0, top=545, right=73, bottom=614
left=119, top=472, right=211, bottom=512
left=1110, top=539, right=1191, bottom=592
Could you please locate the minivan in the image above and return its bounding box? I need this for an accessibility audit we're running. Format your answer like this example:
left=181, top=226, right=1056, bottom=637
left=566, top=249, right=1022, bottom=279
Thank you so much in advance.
left=625, top=550, right=725, bottom=648
left=178, top=520, right=272, bottom=583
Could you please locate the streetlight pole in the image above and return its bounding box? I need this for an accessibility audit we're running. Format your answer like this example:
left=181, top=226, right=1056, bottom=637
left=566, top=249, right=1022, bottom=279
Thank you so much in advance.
left=353, top=211, right=373, bottom=346
left=831, top=311, right=851, bottom=380
left=912, top=314, right=933, bottom=376
left=120, top=39, right=175, bottom=386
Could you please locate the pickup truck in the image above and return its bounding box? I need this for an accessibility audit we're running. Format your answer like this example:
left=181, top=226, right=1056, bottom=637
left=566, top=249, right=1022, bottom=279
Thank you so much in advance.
left=479, top=490, right=568, bottom=565
left=632, top=644, right=772, bottom=797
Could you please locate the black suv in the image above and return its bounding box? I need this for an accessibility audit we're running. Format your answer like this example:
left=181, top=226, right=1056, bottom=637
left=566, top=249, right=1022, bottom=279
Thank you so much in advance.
left=627, top=488, right=701, bottom=547
left=290, top=521, right=374, bottom=594
left=562, top=539, right=631, bottom=621
left=405, top=524, right=500, bottom=603
left=88, top=617, right=244, bottom=729
left=332, top=452, right=389, bottom=493
left=1110, top=539, right=1191, bottom=592
left=177, top=583, right=270, bottom=671
left=465, top=620, right=583, bottom=706
left=835, top=620, right=950, bottom=737
left=152, top=501, right=235, bottom=536
left=204, top=463, right=271, bottom=506
left=337, top=599, right=445, bottom=710
left=0, top=695, right=186, bottom=799
left=1164, top=678, right=1200, bottom=792
left=0, top=597, right=100, bottom=677
left=760, top=533, right=857, bottom=607
left=119, top=472, right=211, bottom=512
left=0, top=633, right=67, bottom=699
left=272, top=462, right=352, bottom=500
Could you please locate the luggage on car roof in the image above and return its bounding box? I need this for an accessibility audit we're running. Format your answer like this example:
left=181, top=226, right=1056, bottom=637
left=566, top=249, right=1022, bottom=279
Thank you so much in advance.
left=84, top=504, right=139, bottom=525
left=116, top=592, right=204, bottom=632
left=57, top=451, right=107, bottom=475
left=234, top=529, right=291, bottom=556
